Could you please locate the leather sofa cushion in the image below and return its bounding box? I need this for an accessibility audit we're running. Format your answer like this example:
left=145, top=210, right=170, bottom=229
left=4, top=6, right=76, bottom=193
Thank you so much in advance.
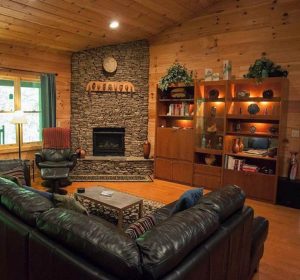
left=43, top=149, right=72, bottom=162
left=196, top=185, right=245, bottom=222
left=152, top=200, right=177, bottom=224
left=137, top=206, right=219, bottom=279
left=1, top=187, right=54, bottom=226
left=37, top=208, right=142, bottom=280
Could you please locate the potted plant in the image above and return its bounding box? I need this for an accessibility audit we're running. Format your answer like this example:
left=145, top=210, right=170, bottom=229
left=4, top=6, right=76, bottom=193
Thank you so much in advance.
left=244, top=53, right=288, bottom=82
left=158, top=62, right=194, bottom=91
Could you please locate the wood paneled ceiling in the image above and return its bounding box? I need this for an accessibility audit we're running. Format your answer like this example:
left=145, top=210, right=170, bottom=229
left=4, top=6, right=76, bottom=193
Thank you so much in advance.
left=0, top=0, right=219, bottom=53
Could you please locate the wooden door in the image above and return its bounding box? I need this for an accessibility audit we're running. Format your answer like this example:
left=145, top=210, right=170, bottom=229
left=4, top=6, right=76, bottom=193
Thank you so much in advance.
left=155, top=158, right=172, bottom=181
left=172, top=160, right=193, bottom=185
left=156, top=128, right=177, bottom=159
left=246, top=173, right=277, bottom=202
left=175, top=129, right=194, bottom=162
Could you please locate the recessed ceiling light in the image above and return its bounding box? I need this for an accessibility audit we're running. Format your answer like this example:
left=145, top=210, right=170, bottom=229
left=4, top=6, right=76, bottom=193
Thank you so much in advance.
left=109, top=21, right=119, bottom=29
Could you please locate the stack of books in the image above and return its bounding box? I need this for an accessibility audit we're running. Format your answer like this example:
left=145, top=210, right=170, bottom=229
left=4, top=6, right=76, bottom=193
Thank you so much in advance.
left=242, top=164, right=259, bottom=172
left=225, top=155, right=258, bottom=172
left=167, top=103, right=190, bottom=116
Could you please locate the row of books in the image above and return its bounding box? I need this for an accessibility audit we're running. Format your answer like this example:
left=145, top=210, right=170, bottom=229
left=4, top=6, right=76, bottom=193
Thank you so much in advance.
left=167, top=103, right=191, bottom=116
left=225, top=155, right=259, bottom=172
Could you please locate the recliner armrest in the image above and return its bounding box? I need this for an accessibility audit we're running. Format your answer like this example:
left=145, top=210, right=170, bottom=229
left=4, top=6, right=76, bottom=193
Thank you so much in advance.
left=35, top=152, right=45, bottom=169
left=68, top=153, right=78, bottom=171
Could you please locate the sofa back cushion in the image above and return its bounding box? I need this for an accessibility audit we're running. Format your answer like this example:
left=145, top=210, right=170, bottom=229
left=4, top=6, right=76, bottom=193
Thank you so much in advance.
left=37, top=208, right=142, bottom=280
left=136, top=207, right=219, bottom=279
left=196, top=185, right=245, bottom=222
left=0, top=187, right=54, bottom=226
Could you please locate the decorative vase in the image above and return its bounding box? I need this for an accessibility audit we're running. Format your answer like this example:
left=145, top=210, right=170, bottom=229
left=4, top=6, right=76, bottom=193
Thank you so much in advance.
left=289, top=152, right=298, bottom=180
left=232, top=138, right=240, bottom=153
left=239, top=138, right=244, bottom=152
left=143, top=141, right=151, bottom=159
left=76, top=147, right=86, bottom=159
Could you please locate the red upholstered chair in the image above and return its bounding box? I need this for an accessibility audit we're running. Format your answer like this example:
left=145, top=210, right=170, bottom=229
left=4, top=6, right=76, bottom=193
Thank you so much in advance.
left=35, top=128, right=77, bottom=192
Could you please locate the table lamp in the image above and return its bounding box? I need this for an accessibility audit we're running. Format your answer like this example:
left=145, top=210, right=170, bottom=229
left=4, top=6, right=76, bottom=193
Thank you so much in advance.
left=10, top=110, right=27, bottom=159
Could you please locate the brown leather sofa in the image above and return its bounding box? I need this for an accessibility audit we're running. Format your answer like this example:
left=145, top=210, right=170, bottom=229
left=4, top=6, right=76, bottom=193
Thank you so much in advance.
left=0, top=180, right=268, bottom=280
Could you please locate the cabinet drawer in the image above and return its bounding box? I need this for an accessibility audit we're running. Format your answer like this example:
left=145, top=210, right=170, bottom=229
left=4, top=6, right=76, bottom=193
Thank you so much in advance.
left=193, top=174, right=221, bottom=190
left=194, top=164, right=222, bottom=176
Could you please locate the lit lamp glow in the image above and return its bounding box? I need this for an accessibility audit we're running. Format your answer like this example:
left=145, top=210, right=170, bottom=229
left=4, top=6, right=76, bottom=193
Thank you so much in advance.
left=10, top=110, right=27, bottom=159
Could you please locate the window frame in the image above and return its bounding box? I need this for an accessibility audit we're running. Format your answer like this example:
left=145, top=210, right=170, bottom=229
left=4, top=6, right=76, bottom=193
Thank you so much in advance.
left=0, top=72, right=42, bottom=150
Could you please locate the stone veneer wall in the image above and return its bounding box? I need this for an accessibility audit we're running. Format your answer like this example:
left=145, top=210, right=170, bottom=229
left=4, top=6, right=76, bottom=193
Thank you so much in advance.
left=71, top=40, right=152, bottom=175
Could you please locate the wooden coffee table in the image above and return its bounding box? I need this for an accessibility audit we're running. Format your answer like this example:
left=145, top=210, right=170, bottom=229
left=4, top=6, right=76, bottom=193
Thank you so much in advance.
left=75, top=186, right=143, bottom=229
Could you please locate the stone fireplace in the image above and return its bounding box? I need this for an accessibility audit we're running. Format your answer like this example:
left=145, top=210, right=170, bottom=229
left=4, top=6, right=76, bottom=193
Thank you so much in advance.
left=93, top=128, right=125, bottom=156
left=70, top=40, right=153, bottom=176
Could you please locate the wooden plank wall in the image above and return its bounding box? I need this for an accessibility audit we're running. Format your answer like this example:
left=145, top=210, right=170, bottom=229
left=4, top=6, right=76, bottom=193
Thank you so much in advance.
left=148, top=0, right=300, bottom=178
left=0, top=42, right=71, bottom=161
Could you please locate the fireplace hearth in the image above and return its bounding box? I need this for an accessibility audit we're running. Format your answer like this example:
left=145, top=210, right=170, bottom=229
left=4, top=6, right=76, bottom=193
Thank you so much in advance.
left=93, top=128, right=125, bottom=156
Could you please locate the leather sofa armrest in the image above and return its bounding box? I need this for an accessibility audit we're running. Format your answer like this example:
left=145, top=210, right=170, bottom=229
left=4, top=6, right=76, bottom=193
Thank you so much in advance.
left=35, top=152, right=45, bottom=170
left=249, top=216, right=269, bottom=278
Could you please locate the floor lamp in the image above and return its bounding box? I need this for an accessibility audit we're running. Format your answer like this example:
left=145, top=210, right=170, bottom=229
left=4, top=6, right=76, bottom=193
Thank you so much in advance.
left=11, top=110, right=27, bottom=160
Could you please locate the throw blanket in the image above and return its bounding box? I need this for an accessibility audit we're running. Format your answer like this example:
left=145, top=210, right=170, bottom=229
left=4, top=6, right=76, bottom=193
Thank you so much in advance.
left=43, top=128, right=70, bottom=149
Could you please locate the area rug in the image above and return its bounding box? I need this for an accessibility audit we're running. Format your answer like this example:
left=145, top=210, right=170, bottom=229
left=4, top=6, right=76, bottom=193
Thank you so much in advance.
left=70, top=174, right=153, bottom=182
left=76, top=196, right=164, bottom=229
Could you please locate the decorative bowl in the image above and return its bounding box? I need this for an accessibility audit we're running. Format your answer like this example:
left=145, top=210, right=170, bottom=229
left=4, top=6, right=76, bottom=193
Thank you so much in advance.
left=208, top=89, right=219, bottom=99
left=248, top=103, right=260, bottom=115
left=237, top=90, right=250, bottom=99
left=262, top=89, right=274, bottom=99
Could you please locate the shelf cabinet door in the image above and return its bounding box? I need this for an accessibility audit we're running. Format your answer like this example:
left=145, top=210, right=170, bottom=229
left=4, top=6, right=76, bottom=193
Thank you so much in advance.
left=156, top=128, right=177, bottom=158
left=175, top=129, right=194, bottom=161
left=223, top=169, right=276, bottom=202
left=193, top=174, right=221, bottom=190
left=155, top=158, right=172, bottom=181
left=156, top=128, right=193, bottom=161
left=172, top=161, right=193, bottom=185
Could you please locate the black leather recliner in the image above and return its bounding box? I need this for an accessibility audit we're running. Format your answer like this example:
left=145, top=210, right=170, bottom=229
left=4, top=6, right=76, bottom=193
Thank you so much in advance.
left=35, top=148, right=77, bottom=170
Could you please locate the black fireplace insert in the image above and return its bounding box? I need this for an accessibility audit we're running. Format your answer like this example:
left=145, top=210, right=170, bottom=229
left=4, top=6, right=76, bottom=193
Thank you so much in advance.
left=93, top=128, right=125, bottom=156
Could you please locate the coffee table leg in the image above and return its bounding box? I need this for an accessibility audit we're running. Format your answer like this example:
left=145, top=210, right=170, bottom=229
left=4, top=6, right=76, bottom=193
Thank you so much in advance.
left=138, top=201, right=143, bottom=219
left=118, top=211, right=123, bottom=230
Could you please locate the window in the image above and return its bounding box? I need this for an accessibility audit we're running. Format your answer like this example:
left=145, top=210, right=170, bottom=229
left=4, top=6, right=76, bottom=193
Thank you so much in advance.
left=0, top=74, right=42, bottom=147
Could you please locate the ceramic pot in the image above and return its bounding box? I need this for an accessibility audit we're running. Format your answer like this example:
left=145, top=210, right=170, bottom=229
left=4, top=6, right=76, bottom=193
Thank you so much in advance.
left=205, top=154, right=216, bottom=165
left=232, top=138, right=240, bottom=153
left=248, top=103, right=260, bottom=115
left=143, top=141, right=151, bottom=159
left=208, top=89, right=219, bottom=99
left=76, top=147, right=86, bottom=159
left=263, top=89, right=274, bottom=99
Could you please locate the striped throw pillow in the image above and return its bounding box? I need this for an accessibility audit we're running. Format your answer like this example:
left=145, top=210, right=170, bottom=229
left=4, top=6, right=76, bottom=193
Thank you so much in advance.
left=0, top=167, right=26, bottom=186
left=125, top=214, right=156, bottom=239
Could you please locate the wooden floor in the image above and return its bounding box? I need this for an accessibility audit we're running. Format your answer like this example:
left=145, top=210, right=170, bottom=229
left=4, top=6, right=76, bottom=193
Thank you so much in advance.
left=33, top=179, right=300, bottom=280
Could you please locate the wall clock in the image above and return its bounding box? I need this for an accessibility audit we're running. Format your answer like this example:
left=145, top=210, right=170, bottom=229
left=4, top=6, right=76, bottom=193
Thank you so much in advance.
left=103, top=56, right=117, bottom=73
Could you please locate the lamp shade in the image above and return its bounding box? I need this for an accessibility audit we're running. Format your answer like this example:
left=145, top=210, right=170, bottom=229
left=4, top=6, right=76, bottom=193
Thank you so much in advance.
left=10, top=110, right=27, bottom=124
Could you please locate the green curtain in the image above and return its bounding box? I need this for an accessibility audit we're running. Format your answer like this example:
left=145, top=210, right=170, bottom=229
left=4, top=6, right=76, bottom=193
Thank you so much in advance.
left=41, top=73, right=56, bottom=128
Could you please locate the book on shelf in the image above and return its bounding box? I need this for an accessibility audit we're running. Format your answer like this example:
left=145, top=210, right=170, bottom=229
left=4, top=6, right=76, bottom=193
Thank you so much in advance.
left=167, top=102, right=191, bottom=116
left=242, top=164, right=259, bottom=172
left=243, top=149, right=268, bottom=156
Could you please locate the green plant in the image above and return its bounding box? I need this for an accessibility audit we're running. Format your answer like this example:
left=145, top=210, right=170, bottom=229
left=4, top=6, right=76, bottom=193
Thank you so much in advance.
left=244, top=53, right=288, bottom=82
left=158, top=62, right=193, bottom=91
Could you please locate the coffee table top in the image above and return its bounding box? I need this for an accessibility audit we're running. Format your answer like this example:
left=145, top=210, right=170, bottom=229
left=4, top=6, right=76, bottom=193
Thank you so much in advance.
left=75, top=186, right=143, bottom=210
